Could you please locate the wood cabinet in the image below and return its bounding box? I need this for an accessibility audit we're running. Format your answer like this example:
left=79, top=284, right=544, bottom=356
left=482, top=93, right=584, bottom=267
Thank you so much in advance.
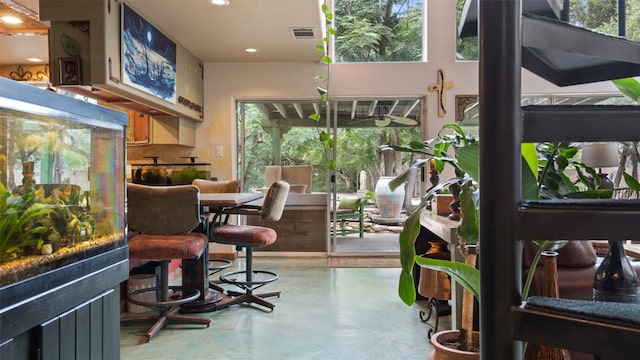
left=150, top=116, right=196, bottom=147
left=101, top=101, right=196, bottom=147
left=251, top=193, right=329, bottom=253
left=126, top=112, right=150, bottom=144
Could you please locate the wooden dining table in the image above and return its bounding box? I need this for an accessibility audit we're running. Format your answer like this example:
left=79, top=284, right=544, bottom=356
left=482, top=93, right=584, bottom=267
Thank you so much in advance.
left=181, top=192, right=264, bottom=313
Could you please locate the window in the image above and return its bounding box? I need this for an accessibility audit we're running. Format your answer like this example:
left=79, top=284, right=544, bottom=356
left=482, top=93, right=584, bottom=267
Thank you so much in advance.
left=334, top=0, right=424, bottom=62
left=455, top=0, right=640, bottom=61
left=237, top=99, right=422, bottom=194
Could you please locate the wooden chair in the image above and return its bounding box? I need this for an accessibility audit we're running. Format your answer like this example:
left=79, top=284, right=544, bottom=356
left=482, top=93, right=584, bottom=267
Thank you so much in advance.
left=331, top=197, right=366, bottom=238
left=210, top=180, right=290, bottom=311
left=121, top=183, right=211, bottom=342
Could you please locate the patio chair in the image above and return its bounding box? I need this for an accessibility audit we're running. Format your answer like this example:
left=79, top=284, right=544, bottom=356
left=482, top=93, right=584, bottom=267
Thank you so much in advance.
left=331, top=197, right=366, bottom=238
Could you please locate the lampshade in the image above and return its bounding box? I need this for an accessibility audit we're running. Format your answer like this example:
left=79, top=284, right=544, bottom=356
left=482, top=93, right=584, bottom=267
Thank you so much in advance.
left=581, top=143, right=619, bottom=168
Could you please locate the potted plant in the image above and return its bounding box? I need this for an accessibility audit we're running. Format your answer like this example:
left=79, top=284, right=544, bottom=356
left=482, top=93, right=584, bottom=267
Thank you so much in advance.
left=390, top=124, right=609, bottom=358
left=390, top=124, right=483, bottom=357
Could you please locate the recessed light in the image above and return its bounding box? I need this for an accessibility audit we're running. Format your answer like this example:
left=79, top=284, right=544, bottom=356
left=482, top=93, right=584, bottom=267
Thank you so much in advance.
left=27, top=57, right=44, bottom=62
left=1, top=15, right=23, bottom=24
left=245, top=48, right=258, bottom=53
left=210, top=0, right=230, bottom=5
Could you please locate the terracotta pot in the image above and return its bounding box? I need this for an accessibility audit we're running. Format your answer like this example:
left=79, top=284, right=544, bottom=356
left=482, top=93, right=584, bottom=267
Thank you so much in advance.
left=428, top=330, right=480, bottom=360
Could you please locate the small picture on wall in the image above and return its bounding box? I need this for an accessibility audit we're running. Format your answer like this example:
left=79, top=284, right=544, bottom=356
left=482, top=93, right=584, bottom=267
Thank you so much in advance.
left=59, top=56, right=82, bottom=85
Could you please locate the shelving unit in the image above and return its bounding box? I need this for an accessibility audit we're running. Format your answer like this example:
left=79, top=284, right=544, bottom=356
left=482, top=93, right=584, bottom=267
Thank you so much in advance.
left=473, top=0, right=640, bottom=359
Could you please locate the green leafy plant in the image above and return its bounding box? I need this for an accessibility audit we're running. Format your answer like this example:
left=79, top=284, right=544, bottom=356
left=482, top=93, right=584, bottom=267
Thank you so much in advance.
left=39, top=186, right=94, bottom=248
left=311, top=2, right=336, bottom=170
left=0, top=183, right=53, bottom=262
left=611, top=77, right=640, bottom=193
left=390, top=124, right=606, bottom=352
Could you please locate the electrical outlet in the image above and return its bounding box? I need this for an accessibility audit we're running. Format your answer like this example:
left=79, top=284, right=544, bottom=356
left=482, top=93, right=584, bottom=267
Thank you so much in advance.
left=216, top=146, right=223, bottom=157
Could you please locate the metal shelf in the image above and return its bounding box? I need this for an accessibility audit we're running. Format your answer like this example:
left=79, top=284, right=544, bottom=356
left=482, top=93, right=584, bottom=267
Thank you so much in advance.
left=513, top=297, right=640, bottom=360
left=517, top=200, right=640, bottom=240
left=522, top=13, right=640, bottom=86
left=522, top=105, right=640, bottom=142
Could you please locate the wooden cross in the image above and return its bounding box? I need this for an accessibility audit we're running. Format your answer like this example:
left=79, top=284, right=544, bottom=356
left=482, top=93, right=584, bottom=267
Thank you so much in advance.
left=428, top=69, right=455, bottom=117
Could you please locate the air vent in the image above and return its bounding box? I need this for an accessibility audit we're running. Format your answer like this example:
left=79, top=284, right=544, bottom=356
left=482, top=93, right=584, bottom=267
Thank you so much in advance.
left=290, top=28, right=316, bottom=40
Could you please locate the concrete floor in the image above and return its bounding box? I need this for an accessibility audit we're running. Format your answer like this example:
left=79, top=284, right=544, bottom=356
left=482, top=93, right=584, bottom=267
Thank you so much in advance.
left=335, top=232, right=400, bottom=253
left=120, top=257, right=448, bottom=359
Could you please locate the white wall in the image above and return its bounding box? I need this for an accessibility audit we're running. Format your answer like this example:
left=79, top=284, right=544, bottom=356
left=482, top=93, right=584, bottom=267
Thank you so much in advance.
left=200, top=0, right=623, bottom=181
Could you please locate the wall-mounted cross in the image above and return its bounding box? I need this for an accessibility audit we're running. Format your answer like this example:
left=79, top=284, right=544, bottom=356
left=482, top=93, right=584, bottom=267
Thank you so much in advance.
left=428, top=69, right=455, bottom=117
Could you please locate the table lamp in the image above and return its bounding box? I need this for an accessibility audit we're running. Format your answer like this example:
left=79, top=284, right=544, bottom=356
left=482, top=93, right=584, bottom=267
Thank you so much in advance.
left=581, top=143, right=619, bottom=190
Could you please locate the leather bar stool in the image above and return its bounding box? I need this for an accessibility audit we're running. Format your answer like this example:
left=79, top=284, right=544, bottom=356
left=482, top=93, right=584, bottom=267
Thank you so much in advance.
left=211, top=180, right=289, bottom=311
left=121, top=183, right=211, bottom=342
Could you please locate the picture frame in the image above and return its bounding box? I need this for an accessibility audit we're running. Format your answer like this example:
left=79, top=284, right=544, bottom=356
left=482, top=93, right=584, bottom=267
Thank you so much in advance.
left=58, top=56, right=82, bottom=85
left=121, top=3, right=177, bottom=103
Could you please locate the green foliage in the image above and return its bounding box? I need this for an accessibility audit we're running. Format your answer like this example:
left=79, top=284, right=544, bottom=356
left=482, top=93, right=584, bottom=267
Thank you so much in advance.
left=611, top=77, right=640, bottom=193
left=39, top=186, right=94, bottom=248
left=613, top=77, right=640, bottom=103
left=457, top=0, right=640, bottom=60
left=415, top=256, right=481, bottom=302
left=0, top=183, right=53, bottom=262
left=394, top=124, right=604, bottom=306
left=393, top=124, right=482, bottom=306
left=334, top=0, right=423, bottom=62
left=536, top=142, right=604, bottom=199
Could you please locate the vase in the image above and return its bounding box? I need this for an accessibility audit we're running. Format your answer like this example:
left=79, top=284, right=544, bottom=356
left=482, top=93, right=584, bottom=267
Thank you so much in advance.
left=529, top=251, right=571, bottom=360
left=427, top=330, right=480, bottom=360
left=419, top=240, right=452, bottom=300
left=593, top=240, right=640, bottom=303
left=374, top=176, right=405, bottom=218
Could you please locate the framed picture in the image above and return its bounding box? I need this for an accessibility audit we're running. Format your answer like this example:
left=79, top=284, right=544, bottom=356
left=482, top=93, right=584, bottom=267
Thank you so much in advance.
left=121, top=3, right=177, bottom=104
left=58, top=56, right=81, bottom=85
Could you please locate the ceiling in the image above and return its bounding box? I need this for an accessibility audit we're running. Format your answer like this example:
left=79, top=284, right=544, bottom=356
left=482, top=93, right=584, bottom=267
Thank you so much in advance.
left=0, top=0, right=325, bottom=65
left=0, top=0, right=424, bottom=126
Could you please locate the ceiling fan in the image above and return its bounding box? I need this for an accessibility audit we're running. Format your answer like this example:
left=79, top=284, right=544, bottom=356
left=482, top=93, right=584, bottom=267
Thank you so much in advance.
left=365, top=104, right=418, bottom=127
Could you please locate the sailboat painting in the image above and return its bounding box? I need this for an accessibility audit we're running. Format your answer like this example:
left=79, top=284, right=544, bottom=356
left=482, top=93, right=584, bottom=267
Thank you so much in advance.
left=122, top=4, right=177, bottom=104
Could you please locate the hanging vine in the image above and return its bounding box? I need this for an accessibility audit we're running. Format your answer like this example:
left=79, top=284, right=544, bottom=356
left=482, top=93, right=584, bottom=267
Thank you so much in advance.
left=310, top=2, right=336, bottom=169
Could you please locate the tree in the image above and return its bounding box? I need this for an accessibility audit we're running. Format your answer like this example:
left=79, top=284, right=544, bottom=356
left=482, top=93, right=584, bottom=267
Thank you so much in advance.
left=334, top=0, right=423, bottom=62
left=455, top=0, right=640, bottom=60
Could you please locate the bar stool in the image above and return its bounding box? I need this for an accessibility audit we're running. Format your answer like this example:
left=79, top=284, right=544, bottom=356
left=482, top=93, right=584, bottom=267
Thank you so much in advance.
left=211, top=180, right=290, bottom=311
left=192, top=179, right=241, bottom=291
left=121, top=183, right=211, bottom=342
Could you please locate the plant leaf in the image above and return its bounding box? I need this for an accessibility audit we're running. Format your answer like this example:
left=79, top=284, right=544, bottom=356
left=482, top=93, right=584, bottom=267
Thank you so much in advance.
left=398, top=211, right=421, bottom=305
left=456, top=144, right=479, bottom=181
left=613, top=78, right=640, bottom=102
left=414, top=256, right=481, bottom=302
left=623, top=172, right=640, bottom=191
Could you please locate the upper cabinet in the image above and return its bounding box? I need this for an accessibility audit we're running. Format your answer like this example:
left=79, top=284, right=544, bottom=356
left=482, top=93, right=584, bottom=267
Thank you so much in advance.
left=40, top=0, right=204, bottom=125
left=101, top=101, right=196, bottom=146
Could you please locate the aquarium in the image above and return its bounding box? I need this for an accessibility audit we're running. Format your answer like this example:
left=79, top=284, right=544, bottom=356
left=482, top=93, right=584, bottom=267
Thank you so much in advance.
left=0, top=78, right=127, bottom=287
left=131, top=157, right=210, bottom=185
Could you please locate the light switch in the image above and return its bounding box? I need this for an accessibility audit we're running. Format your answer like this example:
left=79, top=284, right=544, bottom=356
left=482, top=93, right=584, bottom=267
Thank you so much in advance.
left=216, top=146, right=223, bottom=157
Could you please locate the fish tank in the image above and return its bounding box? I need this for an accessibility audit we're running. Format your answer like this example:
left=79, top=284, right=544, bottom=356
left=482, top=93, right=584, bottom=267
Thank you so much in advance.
left=0, top=78, right=127, bottom=288
left=131, top=156, right=210, bottom=185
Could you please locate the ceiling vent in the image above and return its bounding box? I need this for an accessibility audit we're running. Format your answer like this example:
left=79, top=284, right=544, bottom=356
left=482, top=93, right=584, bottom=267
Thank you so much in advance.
left=290, top=28, right=316, bottom=40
